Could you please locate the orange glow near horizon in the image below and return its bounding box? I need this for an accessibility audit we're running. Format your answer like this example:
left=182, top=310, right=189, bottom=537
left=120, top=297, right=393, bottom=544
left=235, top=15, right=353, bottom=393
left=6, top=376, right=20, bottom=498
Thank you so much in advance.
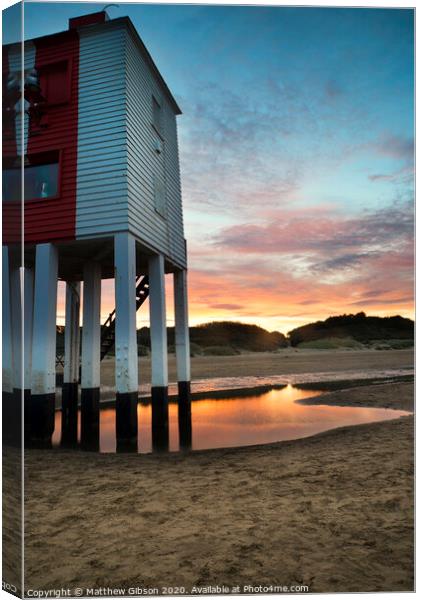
left=56, top=275, right=414, bottom=336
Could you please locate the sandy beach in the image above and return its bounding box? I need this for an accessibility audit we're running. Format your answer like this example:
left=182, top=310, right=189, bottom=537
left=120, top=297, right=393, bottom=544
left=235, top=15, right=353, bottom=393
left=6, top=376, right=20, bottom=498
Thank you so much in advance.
left=20, top=373, right=414, bottom=594
left=97, top=348, right=414, bottom=385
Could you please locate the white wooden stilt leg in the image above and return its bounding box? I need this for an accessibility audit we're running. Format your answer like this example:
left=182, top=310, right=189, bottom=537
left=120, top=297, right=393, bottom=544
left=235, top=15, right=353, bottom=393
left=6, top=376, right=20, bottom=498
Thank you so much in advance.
left=9, top=264, right=34, bottom=392
left=64, top=282, right=81, bottom=385
left=2, top=247, right=13, bottom=395
left=30, top=243, right=58, bottom=444
left=149, top=254, right=168, bottom=388
left=149, top=253, right=169, bottom=449
left=23, top=268, right=34, bottom=393
left=114, top=233, right=138, bottom=394
left=2, top=246, right=13, bottom=393
left=174, top=269, right=191, bottom=384
left=62, top=281, right=80, bottom=445
left=114, top=233, right=138, bottom=447
left=31, top=244, right=58, bottom=395
left=81, top=263, right=101, bottom=390
left=9, top=265, right=22, bottom=393
left=81, top=262, right=101, bottom=449
left=2, top=246, right=19, bottom=445
left=173, top=269, right=191, bottom=448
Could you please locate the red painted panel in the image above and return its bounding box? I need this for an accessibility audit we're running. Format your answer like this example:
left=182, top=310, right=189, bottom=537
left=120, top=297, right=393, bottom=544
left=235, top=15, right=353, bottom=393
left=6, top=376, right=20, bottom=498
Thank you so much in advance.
left=39, top=61, right=70, bottom=105
left=24, top=30, right=80, bottom=243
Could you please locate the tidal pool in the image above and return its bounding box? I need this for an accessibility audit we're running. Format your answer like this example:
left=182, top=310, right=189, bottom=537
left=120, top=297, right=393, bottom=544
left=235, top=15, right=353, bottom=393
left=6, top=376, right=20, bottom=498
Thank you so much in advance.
left=52, top=384, right=410, bottom=453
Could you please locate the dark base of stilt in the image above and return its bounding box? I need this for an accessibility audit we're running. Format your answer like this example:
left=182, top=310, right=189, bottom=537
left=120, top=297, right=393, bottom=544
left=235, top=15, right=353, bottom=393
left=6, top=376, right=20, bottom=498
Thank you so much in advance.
left=178, top=381, right=191, bottom=402
left=116, top=438, right=138, bottom=453
left=61, top=382, right=79, bottom=447
left=178, top=381, right=192, bottom=449
left=152, top=386, right=169, bottom=451
left=25, top=392, right=55, bottom=448
left=116, top=392, right=138, bottom=451
left=81, top=388, right=100, bottom=451
left=23, top=388, right=31, bottom=446
left=2, top=390, right=22, bottom=447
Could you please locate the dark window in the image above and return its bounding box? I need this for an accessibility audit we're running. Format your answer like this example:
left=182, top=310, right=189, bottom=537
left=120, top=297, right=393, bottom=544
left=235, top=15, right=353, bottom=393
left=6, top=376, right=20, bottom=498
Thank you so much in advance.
left=153, top=174, right=166, bottom=217
left=39, top=61, right=69, bottom=104
left=2, top=168, right=20, bottom=203
left=152, top=95, right=163, bottom=136
left=2, top=152, right=60, bottom=202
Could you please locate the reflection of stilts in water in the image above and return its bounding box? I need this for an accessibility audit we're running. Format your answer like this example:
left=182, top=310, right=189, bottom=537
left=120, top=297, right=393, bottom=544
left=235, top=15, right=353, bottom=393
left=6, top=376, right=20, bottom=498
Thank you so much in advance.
left=152, top=427, right=169, bottom=453
left=60, top=419, right=78, bottom=448
left=116, top=439, right=138, bottom=453
left=152, top=388, right=169, bottom=452
left=3, top=390, right=23, bottom=449
left=178, top=382, right=192, bottom=450
left=60, top=393, right=78, bottom=447
left=116, top=395, right=138, bottom=453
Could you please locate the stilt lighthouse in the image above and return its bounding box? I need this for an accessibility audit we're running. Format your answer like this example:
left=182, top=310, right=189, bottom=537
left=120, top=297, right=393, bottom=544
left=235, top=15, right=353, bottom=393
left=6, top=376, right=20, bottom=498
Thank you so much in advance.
left=2, top=10, right=191, bottom=450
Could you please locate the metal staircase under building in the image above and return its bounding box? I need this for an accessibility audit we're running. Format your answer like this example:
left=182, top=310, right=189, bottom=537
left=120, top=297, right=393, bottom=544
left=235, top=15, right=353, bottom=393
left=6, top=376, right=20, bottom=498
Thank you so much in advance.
left=56, top=275, right=149, bottom=368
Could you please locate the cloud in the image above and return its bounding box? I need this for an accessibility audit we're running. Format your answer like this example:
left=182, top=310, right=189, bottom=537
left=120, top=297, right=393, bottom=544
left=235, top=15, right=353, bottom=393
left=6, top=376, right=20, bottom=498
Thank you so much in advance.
left=185, top=240, right=414, bottom=333
left=177, top=199, right=411, bottom=331
left=172, top=54, right=415, bottom=331
left=178, top=82, right=304, bottom=218
left=368, top=165, right=414, bottom=185
left=214, top=202, right=413, bottom=261
left=209, top=303, right=245, bottom=310
left=312, top=252, right=375, bottom=272
left=351, top=296, right=414, bottom=307
left=178, top=72, right=386, bottom=221
left=325, top=79, right=343, bottom=99
left=374, top=134, right=414, bottom=162
left=368, top=173, right=395, bottom=182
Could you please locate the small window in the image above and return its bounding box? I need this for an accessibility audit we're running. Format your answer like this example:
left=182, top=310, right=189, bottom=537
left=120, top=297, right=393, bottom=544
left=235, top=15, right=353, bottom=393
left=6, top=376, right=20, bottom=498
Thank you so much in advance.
left=152, top=95, right=163, bottom=136
left=39, top=61, right=69, bottom=105
left=2, top=168, right=20, bottom=203
left=2, top=152, right=60, bottom=202
left=153, top=174, right=166, bottom=217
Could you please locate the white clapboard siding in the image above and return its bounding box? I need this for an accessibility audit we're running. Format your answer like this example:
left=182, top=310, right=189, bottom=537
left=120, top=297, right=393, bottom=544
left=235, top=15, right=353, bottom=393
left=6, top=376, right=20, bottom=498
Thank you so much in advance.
left=73, top=19, right=186, bottom=268
left=75, top=23, right=129, bottom=238
left=125, top=27, right=187, bottom=268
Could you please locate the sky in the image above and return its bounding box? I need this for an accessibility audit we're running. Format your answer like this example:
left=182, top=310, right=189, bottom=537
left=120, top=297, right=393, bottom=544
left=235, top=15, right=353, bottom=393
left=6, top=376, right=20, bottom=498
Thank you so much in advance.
left=3, top=1, right=415, bottom=334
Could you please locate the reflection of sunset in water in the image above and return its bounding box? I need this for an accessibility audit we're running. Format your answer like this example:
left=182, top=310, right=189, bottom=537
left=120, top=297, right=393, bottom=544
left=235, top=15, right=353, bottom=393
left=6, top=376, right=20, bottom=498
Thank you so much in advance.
left=53, top=385, right=410, bottom=453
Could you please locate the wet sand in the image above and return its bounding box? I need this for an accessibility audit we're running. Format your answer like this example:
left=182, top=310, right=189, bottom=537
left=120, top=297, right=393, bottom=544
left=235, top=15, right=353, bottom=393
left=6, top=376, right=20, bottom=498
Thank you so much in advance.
left=98, top=348, right=414, bottom=386
left=22, top=380, right=414, bottom=594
